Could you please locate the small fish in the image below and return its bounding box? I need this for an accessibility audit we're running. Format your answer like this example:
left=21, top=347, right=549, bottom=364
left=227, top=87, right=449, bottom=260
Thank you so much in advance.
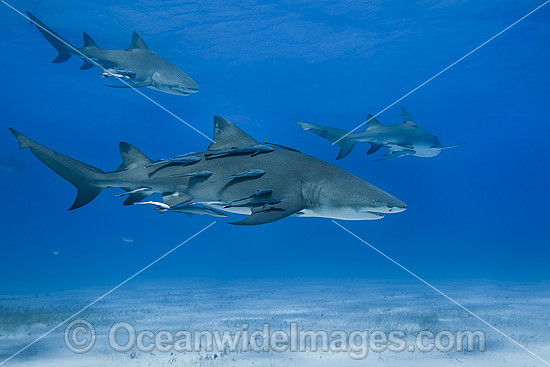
left=170, top=170, right=213, bottom=178
left=133, top=201, right=170, bottom=209
left=51, top=250, right=60, bottom=255
left=204, top=144, right=274, bottom=159
left=162, top=204, right=228, bottom=218
left=261, top=142, right=300, bottom=153
left=145, top=155, right=201, bottom=168
left=224, top=198, right=281, bottom=208
left=121, top=235, right=134, bottom=243
left=210, top=169, right=266, bottom=183
left=115, top=187, right=151, bottom=197
left=192, top=200, right=232, bottom=207
left=233, top=189, right=272, bottom=202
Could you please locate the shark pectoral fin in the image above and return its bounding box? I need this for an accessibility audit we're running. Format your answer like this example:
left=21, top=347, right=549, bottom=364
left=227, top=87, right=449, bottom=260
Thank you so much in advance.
left=229, top=198, right=305, bottom=226
left=162, top=192, right=192, bottom=207
left=104, top=81, right=152, bottom=88
left=366, top=143, right=383, bottom=155
left=439, top=142, right=467, bottom=150
left=123, top=192, right=150, bottom=206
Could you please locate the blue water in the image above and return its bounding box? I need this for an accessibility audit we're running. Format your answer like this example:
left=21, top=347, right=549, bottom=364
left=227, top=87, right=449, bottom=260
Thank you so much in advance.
left=0, top=0, right=549, bottom=295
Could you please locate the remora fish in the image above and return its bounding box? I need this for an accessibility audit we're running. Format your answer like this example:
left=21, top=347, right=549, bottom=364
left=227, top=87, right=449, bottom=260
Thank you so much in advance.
left=26, top=12, right=199, bottom=96
left=10, top=115, right=406, bottom=225
left=297, top=107, right=466, bottom=160
left=204, top=144, right=274, bottom=159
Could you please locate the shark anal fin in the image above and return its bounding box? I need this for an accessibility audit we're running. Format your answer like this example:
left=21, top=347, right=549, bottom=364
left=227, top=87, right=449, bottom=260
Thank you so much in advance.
left=367, top=143, right=383, bottom=155
left=229, top=198, right=305, bottom=225
left=80, top=60, right=94, bottom=70
left=123, top=192, right=150, bottom=206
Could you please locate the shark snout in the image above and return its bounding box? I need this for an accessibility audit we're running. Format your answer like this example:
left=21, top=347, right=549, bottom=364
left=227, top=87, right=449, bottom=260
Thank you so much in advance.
left=387, top=203, right=407, bottom=213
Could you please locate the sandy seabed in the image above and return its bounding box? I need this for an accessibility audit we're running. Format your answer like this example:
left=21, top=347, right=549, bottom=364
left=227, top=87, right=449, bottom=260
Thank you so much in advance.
left=1, top=279, right=549, bottom=366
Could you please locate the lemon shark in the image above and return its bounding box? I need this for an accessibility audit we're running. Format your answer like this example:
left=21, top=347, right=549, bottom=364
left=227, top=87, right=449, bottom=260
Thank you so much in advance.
left=9, top=116, right=406, bottom=225
left=297, top=107, right=466, bottom=160
left=26, top=12, right=199, bottom=96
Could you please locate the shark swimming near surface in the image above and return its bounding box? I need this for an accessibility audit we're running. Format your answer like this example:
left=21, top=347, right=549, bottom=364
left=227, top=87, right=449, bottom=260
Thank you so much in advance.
left=297, top=107, right=466, bottom=160
left=9, top=116, right=406, bottom=225
left=26, top=12, right=199, bottom=96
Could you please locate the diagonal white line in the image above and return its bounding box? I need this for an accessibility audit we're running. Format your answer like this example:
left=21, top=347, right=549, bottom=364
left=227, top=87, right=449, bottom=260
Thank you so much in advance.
left=0, top=221, right=217, bottom=366
left=1, top=0, right=213, bottom=143
left=332, top=220, right=550, bottom=366
left=333, top=1, right=549, bottom=145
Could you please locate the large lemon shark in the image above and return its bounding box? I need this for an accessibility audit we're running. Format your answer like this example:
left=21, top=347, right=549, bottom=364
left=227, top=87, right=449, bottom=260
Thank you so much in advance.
left=9, top=116, right=406, bottom=225
left=26, top=12, right=199, bottom=96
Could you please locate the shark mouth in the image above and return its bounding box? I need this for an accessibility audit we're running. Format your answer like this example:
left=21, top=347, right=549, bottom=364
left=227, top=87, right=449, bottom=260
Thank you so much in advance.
left=363, top=211, right=385, bottom=218
left=171, top=86, right=198, bottom=95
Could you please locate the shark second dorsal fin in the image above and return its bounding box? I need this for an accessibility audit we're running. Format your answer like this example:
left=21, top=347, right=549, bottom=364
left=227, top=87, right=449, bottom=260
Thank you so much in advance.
left=82, top=32, right=98, bottom=48
left=127, top=31, right=150, bottom=51
left=365, top=114, right=382, bottom=129
left=207, top=116, right=259, bottom=151
left=401, top=107, right=415, bottom=124
left=118, top=142, right=153, bottom=171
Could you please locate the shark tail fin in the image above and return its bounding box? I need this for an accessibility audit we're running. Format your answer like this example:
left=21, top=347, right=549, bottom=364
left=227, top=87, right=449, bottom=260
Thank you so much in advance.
left=296, top=121, right=357, bottom=159
left=27, top=12, right=75, bottom=63
left=9, top=128, right=106, bottom=210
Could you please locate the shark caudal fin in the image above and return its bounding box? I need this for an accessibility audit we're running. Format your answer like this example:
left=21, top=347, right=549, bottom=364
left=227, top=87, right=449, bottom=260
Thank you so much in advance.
left=27, top=12, right=75, bottom=63
left=296, top=121, right=357, bottom=160
left=9, top=128, right=106, bottom=210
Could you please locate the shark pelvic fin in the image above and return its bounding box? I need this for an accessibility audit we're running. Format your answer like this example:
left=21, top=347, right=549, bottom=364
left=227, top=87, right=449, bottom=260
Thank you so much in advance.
left=82, top=32, right=98, bottom=48
left=208, top=116, right=259, bottom=151
left=127, top=31, right=150, bottom=51
left=118, top=142, right=153, bottom=171
left=162, top=192, right=192, bottom=207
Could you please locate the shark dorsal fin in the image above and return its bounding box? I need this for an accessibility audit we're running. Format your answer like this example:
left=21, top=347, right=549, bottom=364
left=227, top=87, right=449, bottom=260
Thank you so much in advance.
left=127, top=31, right=150, bottom=51
left=118, top=142, right=153, bottom=171
left=82, top=32, right=98, bottom=48
left=208, top=116, right=259, bottom=151
left=365, top=114, right=382, bottom=129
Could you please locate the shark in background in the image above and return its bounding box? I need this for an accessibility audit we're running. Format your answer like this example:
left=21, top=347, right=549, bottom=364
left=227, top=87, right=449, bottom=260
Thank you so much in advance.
left=297, top=107, right=466, bottom=161
left=26, top=12, right=199, bottom=96
left=9, top=116, right=406, bottom=225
